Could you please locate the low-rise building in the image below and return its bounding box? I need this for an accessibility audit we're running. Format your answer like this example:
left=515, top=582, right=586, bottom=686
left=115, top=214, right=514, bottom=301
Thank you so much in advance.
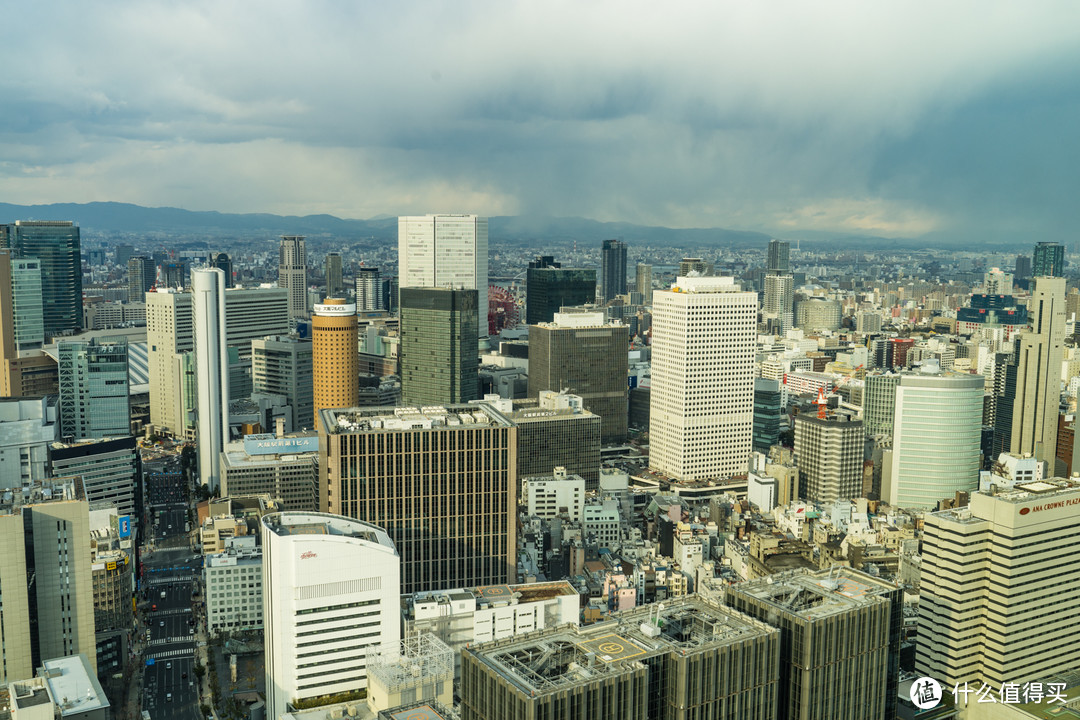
left=205, top=536, right=263, bottom=636
left=523, top=467, right=585, bottom=521
left=220, top=435, right=318, bottom=511
left=404, top=580, right=579, bottom=677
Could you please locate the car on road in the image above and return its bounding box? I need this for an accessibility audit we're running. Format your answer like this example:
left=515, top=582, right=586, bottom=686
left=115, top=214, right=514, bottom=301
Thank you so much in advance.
left=159, top=621, right=164, bottom=627
left=166, top=662, right=172, bottom=669
left=166, top=693, right=172, bottom=703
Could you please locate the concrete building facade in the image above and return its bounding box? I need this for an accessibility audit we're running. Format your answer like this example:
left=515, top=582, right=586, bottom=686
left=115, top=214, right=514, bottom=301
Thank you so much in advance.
left=528, top=311, right=628, bottom=444
left=1011, top=276, right=1066, bottom=467
left=917, top=479, right=1080, bottom=691
left=319, top=405, right=516, bottom=593
left=262, top=512, right=400, bottom=720
left=794, top=414, right=864, bottom=503
left=650, top=276, right=757, bottom=481
left=252, top=334, right=314, bottom=432
left=312, top=299, right=359, bottom=417
left=398, top=214, right=489, bottom=343
left=193, top=268, right=229, bottom=490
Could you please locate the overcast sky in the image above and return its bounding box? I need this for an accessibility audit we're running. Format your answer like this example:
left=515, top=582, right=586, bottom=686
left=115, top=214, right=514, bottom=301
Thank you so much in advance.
left=3, top=1, right=1079, bottom=242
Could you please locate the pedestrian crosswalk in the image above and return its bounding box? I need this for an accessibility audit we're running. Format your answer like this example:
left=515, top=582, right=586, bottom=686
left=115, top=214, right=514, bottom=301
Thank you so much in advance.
left=145, top=648, right=194, bottom=660
left=148, top=607, right=191, bottom=616
left=148, top=637, right=195, bottom=647
left=146, top=574, right=195, bottom=585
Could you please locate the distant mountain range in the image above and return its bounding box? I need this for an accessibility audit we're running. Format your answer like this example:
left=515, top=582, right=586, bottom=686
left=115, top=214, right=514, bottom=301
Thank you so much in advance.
left=0, top=201, right=951, bottom=250
left=0, top=201, right=783, bottom=246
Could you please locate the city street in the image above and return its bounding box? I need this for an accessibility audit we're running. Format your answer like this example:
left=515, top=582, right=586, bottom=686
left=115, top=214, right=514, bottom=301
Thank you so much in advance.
left=139, top=455, right=203, bottom=720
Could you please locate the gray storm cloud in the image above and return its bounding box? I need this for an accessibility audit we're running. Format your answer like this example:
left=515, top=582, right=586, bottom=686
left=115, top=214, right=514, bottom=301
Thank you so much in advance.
left=2, top=0, right=1079, bottom=241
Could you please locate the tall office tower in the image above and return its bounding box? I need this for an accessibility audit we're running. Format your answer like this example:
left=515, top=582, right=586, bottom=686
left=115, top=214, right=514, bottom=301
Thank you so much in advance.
left=399, top=287, right=479, bottom=406
left=983, top=266, right=1013, bottom=295
left=1010, top=276, right=1066, bottom=467
left=324, top=252, right=343, bottom=296
left=0, top=221, right=83, bottom=336
left=524, top=256, right=596, bottom=325
left=460, top=596, right=779, bottom=720
left=262, top=512, right=400, bottom=720
left=127, top=256, right=155, bottom=301
left=727, top=567, right=901, bottom=720
left=211, top=252, right=234, bottom=288
left=399, top=215, right=489, bottom=343
left=0, top=479, right=95, bottom=682
left=278, top=235, right=308, bottom=319
left=318, top=404, right=516, bottom=593
left=380, top=276, right=398, bottom=313
left=114, top=244, right=135, bottom=265
left=528, top=310, right=628, bottom=444
left=918, top=479, right=1080, bottom=694
left=312, top=299, right=359, bottom=415
left=355, top=266, right=383, bottom=311
left=1032, top=241, right=1065, bottom=277
left=752, top=378, right=782, bottom=452
left=862, top=372, right=899, bottom=438
left=252, top=335, right=315, bottom=431
left=678, top=257, right=714, bottom=277
left=1014, top=254, right=1032, bottom=280
left=0, top=251, right=44, bottom=357
left=160, top=259, right=188, bottom=288
left=57, top=338, right=130, bottom=441
left=635, top=262, right=653, bottom=305
left=193, top=268, right=229, bottom=490
left=766, top=238, right=791, bottom=274
left=600, top=239, right=628, bottom=302
left=147, top=286, right=288, bottom=436
left=499, top=393, right=602, bottom=488
left=762, top=274, right=794, bottom=332
left=888, top=365, right=984, bottom=508
left=49, top=437, right=139, bottom=517
left=650, top=276, right=756, bottom=481
left=794, top=413, right=864, bottom=503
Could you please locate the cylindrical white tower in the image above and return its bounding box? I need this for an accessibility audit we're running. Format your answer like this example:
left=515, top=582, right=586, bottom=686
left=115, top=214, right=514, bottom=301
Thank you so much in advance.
left=192, top=267, right=228, bottom=490
left=262, top=512, right=400, bottom=720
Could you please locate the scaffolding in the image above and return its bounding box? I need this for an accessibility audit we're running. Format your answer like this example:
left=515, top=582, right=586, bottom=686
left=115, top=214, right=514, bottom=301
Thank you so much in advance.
left=367, top=634, right=454, bottom=694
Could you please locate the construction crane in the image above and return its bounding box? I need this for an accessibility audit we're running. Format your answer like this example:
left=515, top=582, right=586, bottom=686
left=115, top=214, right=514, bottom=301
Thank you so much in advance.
left=816, top=387, right=828, bottom=419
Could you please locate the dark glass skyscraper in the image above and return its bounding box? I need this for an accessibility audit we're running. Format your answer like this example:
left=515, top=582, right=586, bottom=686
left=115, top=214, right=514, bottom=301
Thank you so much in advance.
left=1014, top=254, right=1032, bottom=280
left=0, top=221, right=82, bottom=337
left=1032, top=242, right=1064, bottom=277
left=528, top=310, right=628, bottom=444
left=525, top=256, right=597, bottom=324
left=752, top=377, right=782, bottom=452
left=767, top=239, right=791, bottom=274
left=399, top=287, right=479, bottom=405
left=211, top=252, right=234, bottom=288
left=127, top=256, right=155, bottom=301
left=600, top=239, right=627, bottom=302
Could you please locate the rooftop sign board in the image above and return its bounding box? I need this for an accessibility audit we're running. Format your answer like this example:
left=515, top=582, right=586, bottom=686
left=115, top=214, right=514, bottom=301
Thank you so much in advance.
left=243, top=434, right=318, bottom=455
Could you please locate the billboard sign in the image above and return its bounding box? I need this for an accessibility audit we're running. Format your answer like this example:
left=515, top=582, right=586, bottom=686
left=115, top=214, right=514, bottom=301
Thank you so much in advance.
left=243, top=434, right=318, bottom=455
left=118, top=515, right=132, bottom=538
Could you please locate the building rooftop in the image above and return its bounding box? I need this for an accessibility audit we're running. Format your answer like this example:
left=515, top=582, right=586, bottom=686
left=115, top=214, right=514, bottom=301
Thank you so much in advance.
left=729, top=568, right=898, bottom=620
left=405, top=581, right=577, bottom=619
left=41, top=654, right=110, bottom=717
left=0, top=478, right=83, bottom=514
left=261, top=512, right=397, bottom=552
left=321, top=404, right=513, bottom=434
left=10, top=681, right=51, bottom=709
left=466, top=595, right=774, bottom=696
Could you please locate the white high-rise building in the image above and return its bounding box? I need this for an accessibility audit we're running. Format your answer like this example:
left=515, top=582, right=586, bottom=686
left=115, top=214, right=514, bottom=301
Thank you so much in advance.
left=193, top=268, right=229, bottom=490
left=762, top=274, right=794, bottom=333
left=262, top=512, right=400, bottom=720
left=983, top=267, right=1014, bottom=295
left=887, top=363, right=983, bottom=509
left=917, top=478, right=1080, bottom=692
left=279, top=235, right=308, bottom=319
left=649, top=276, right=757, bottom=481
left=398, top=214, right=489, bottom=342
